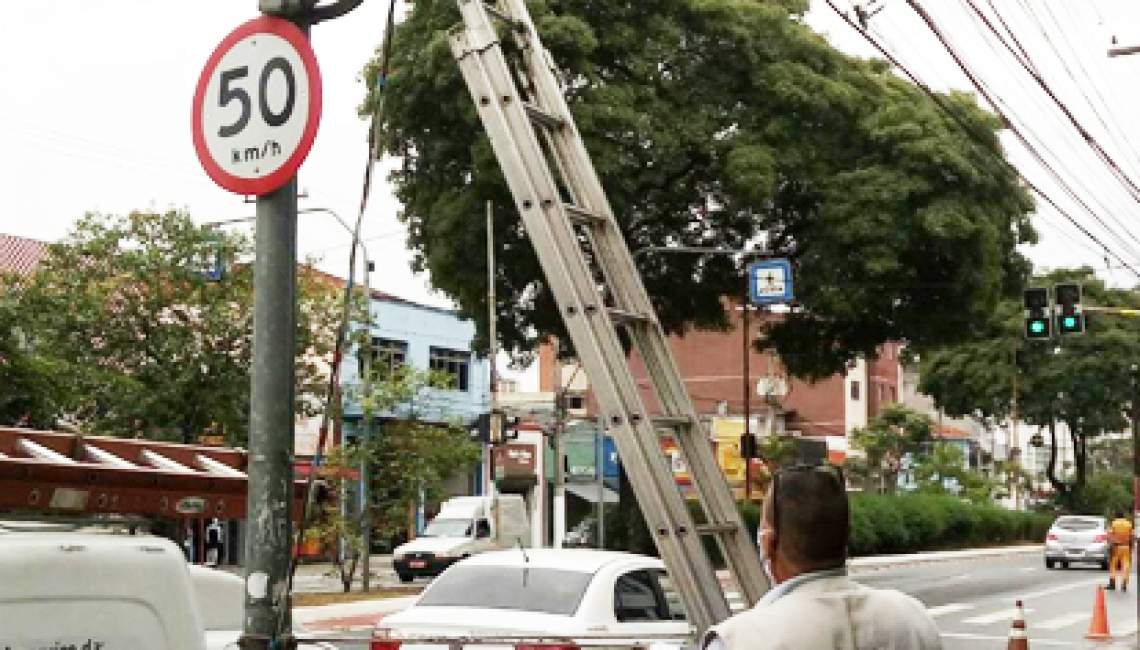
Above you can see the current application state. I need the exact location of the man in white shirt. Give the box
[702,465,942,650]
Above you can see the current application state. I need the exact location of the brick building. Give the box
[538,304,903,464]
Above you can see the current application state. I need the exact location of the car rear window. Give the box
[416,565,592,616]
[1056,517,1103,531]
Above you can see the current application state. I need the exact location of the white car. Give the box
[1044,515,1110,570]
[375,548,694,648]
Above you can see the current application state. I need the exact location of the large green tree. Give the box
[13,210,340,444]
[919,268,1140,505]
[363,0,1034,379]
[0,275,63,428]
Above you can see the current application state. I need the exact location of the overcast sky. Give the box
[4,1,1140,306]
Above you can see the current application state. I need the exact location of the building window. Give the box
[850,380,860,401]
[430,346,471,391]
[360,337,408,377]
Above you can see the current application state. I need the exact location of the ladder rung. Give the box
[652,416,693,430]
[695,524,740,536]
[607,307,649,327]
[563,203,606,226]
[524,102,565,130]
[483,3,522,30]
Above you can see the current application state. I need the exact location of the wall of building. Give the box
[539,306,901,452]
[340,292,490,424]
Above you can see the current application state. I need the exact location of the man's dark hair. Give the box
[772,467,849,571]
[1115,511,1125,520]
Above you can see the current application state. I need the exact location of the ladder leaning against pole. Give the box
[448,0,769,633]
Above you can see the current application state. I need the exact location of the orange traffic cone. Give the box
[1006,599,1029,650]
[1086,585,1111,641]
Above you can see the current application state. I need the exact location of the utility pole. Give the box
[743,287,752,502]
[240,2,360,647]
[487,201,501,542]
[245,176,298,646]
[1132,365,1139,631]
[1011,341,1021,511]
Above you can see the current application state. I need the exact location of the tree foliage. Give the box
[919,267,1140,503]
[11,210,340,444]
[315,365,480,591]
[363,0,1034,379]
[846,403,934,493]
[0,276,63,428]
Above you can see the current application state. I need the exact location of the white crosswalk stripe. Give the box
[961,607,1034,625]
[927,603,975,617]
[1035,611,1090,630]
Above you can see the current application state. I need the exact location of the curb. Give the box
[849,545,1042,572]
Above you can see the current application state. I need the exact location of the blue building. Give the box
[339,290,490,434]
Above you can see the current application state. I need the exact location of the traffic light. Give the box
[1054,283,1085,334]
[740,433,758,459]
[1023,287,1051,340]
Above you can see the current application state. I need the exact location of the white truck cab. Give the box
[392,495,530,582]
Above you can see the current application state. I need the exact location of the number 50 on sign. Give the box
[193,17,322,196]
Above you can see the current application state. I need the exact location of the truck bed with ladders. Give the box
[447,0,770,634]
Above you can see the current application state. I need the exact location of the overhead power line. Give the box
[822,0,1140,279]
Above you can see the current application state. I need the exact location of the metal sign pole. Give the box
[244,178,298,648]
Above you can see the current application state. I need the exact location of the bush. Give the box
[848,493,1047,556]
[611,493,1047,565]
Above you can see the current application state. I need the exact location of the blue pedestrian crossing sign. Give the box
[748,259,794,305]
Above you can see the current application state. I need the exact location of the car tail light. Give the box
[516,645,581,650]
[370,640,403,650]
[1047,533,1057,541]
[1095,534,1108,543]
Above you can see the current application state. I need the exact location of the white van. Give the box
[0,530,331,650]
[393,495,530,582]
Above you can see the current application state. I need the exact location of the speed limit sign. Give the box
[192,16,322,195]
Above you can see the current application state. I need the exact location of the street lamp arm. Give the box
[1108,44,1140,57]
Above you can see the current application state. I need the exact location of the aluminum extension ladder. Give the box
[449,0,769,632]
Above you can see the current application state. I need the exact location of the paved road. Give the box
[855,553,1137,649]
[311,551,1140,649]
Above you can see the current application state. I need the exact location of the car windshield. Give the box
[421,518,472,538]
[416,565,593,616]
[1055,517,1103,532]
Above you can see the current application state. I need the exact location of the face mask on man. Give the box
[757,526,777,585]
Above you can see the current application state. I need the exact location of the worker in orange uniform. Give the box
[1107,510,1134,592]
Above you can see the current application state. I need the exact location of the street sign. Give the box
[192,16,322,195]
[748,259,794,305]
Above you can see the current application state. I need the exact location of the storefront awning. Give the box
[564,483,619,504]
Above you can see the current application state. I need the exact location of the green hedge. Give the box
[675,494,1051,567]
[847,493,1052,557]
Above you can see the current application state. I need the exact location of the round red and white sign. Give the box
[192,16,322,196]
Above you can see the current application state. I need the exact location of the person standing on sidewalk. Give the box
[1107,511,1133,592]
[702,464,942,650]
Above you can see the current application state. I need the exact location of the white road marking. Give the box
[1035,611,1090,630]
[927,603,975,617]
[1018,577,1105,602]
[962,607,1034,625]
[1115,620,1139,637]
[940,632,1076,646]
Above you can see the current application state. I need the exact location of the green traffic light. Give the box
[1030,321,1045,334]
[1063,316,1077,329]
